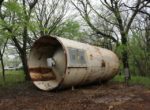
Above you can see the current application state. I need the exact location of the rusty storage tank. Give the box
[28,36,119,91]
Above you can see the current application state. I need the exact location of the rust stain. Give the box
[101,60,106,67]
[29,67,52,74]
[30,72,56,81]
[90,54,93,60]
[31,77,56,81]
[29,67,56,81]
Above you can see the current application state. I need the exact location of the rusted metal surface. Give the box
[28,36,120,91]
[29,67,56,81]
[29,67,52,74]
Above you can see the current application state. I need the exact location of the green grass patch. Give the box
[112,75,150,87]
[0,70,25,87]
[1,70,150,88]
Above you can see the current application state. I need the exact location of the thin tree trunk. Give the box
[121,35,131,85]
[20,52,30,81]
[122,49,130,79]
[0,53,5,82]
[1,57,5,82]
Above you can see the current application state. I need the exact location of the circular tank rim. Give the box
[28,35,68,91]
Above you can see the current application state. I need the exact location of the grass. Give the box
[112,74,150,88]
[0,70,25,87]
[0,70,150,88]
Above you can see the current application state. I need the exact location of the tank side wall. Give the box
[56,37,119,86]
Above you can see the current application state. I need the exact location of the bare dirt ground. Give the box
[0,82,150,110]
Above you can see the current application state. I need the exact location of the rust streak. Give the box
[101,60,106,67]
[31,77,56,81]
[30,72,56,81]
[29,67,52,74]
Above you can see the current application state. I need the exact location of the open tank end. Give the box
[28,36,66,91]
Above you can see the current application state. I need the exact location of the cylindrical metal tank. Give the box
[28,36,119,91]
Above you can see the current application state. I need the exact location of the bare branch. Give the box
[71,0,117,42]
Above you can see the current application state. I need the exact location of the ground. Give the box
[0,82,150,110]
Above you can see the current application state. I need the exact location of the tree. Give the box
[54,20,87,40]
[0,0,7,82]
[33,0,68,37]
[0,0,68,80]
[71,0,150,83]
[129,8,150,76]
[0,0,38,80]
[0,37,8,82]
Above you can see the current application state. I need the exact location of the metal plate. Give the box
[67,47,87,67]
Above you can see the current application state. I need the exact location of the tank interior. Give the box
[28,36,66,90]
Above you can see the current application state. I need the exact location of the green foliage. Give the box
[54,20,87,40]
[115,30,150,77]
[0,32,8,49]
[112,75,150,88]
[128,31,150,76]
[0,70,25,87]
[115,43,126,58]
[27,21,39,32]
[4,0,23,17]
[0,1,24,38]
[0,19,6,27]
[0,35,5,47]
[2,0,34,35]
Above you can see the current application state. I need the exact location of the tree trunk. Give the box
[121,34,131,85]
[12,33,30,81]
[122,49,130,78]
[1,57,5,82]
[20,52,30,81]
[0,53,5,82]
